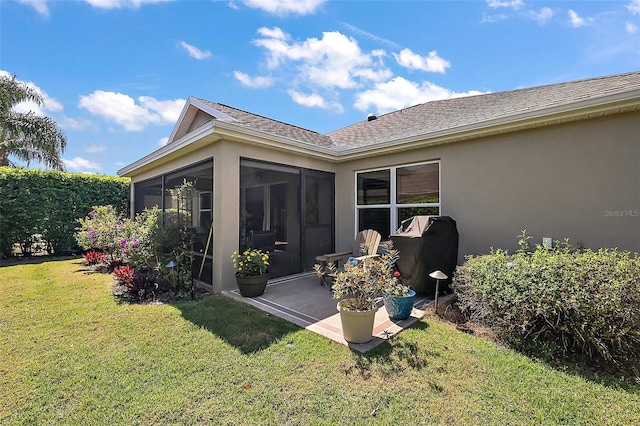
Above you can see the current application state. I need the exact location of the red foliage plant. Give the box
[84,250,106,266]
[113,264,135,288]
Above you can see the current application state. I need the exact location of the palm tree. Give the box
[0,74,67,170]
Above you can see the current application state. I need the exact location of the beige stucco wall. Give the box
[334,111,640,261]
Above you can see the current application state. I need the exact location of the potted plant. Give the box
[231,248,270,297]
[327,246,398,343]
[374,241,415,320]
[382,272,416,320]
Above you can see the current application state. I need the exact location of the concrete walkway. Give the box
[222,272,433,353]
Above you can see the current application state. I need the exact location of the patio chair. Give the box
[248,229,276,253]
[315,229,382,288]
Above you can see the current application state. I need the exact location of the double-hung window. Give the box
[356,161,440,238]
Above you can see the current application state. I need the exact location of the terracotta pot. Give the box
[337,299,379,343]
[235,273,269,297]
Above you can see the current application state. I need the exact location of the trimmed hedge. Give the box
[0,167,130,257]
[453,233,640,375]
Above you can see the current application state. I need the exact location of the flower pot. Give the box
[383,289,416,320]
[235,273,269,297]
[337,299,379,343]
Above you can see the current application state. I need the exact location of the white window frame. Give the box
[355,160,441,236]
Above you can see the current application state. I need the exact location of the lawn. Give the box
[1,258,638,425]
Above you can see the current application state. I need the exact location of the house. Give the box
[118,71,640,292]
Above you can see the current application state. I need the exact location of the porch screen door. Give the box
[301,170,335,270]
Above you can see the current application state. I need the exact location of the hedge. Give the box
[453,233,640,375]
[0,167,130,257]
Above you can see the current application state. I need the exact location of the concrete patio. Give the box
[222,272,434,352]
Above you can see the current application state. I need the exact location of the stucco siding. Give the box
[335,111,640,261]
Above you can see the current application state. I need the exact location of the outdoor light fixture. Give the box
[166,260,177,268]
[429,270,448,311]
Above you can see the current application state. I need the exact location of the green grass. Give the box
[1,258,638,425]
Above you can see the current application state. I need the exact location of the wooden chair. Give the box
[315,229,382,288]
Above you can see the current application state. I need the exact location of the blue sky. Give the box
[2,0,639,176]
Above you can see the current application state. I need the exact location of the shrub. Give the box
[75,205,132,264]
[112,264,159,302]
[76,205,195,300]
[453,232,640,375]
[125,207,194,297]
[0,167,129,257]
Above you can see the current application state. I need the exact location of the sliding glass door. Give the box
[240,159,334,277]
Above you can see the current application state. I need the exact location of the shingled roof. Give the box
[195,98,333,148]
[326,71,640,149]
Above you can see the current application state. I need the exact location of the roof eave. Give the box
[333,88,640,160]
[213,121,336,159]
[118,120,336,177]
[118,121,216,177]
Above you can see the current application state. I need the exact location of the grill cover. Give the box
[390,216,459,296]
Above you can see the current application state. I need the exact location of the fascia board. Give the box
[118,122,216,176]
[212,121,337,160]
[166,97,237,145]
[334,89,640,160]
[166,96,196,145]
[188,98,237,122]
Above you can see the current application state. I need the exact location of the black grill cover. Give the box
[390,216,459,296]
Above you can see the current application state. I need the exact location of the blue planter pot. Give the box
[383,289,416,320]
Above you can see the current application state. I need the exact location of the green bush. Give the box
[453,232,640,375]
[0,167,129,257]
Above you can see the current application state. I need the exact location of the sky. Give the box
[2,0,639,176]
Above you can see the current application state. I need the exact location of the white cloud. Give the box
[354,76,487,114]
[481,13,508,24]
[63,156,102,172]
[257,26,290,40]
[533,7,554,24]
[84,0,173,9]
[627,0,640,15]
[78,90,184,131]
[234,71,274,88]
[626,21,639,33]
[158,137,169,147]
[179,41,211,60]
[18,0,50,17]
[241,0,325,16]
[393,48,451,74]
[252,27,390,89]
[486,0,523,10]
[59,116,93,131]
[568,10,591,27]
[138,96,184,123]
[287,90,327,108]
[84,144,107,153]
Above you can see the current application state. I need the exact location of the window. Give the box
[356,161,440,238]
